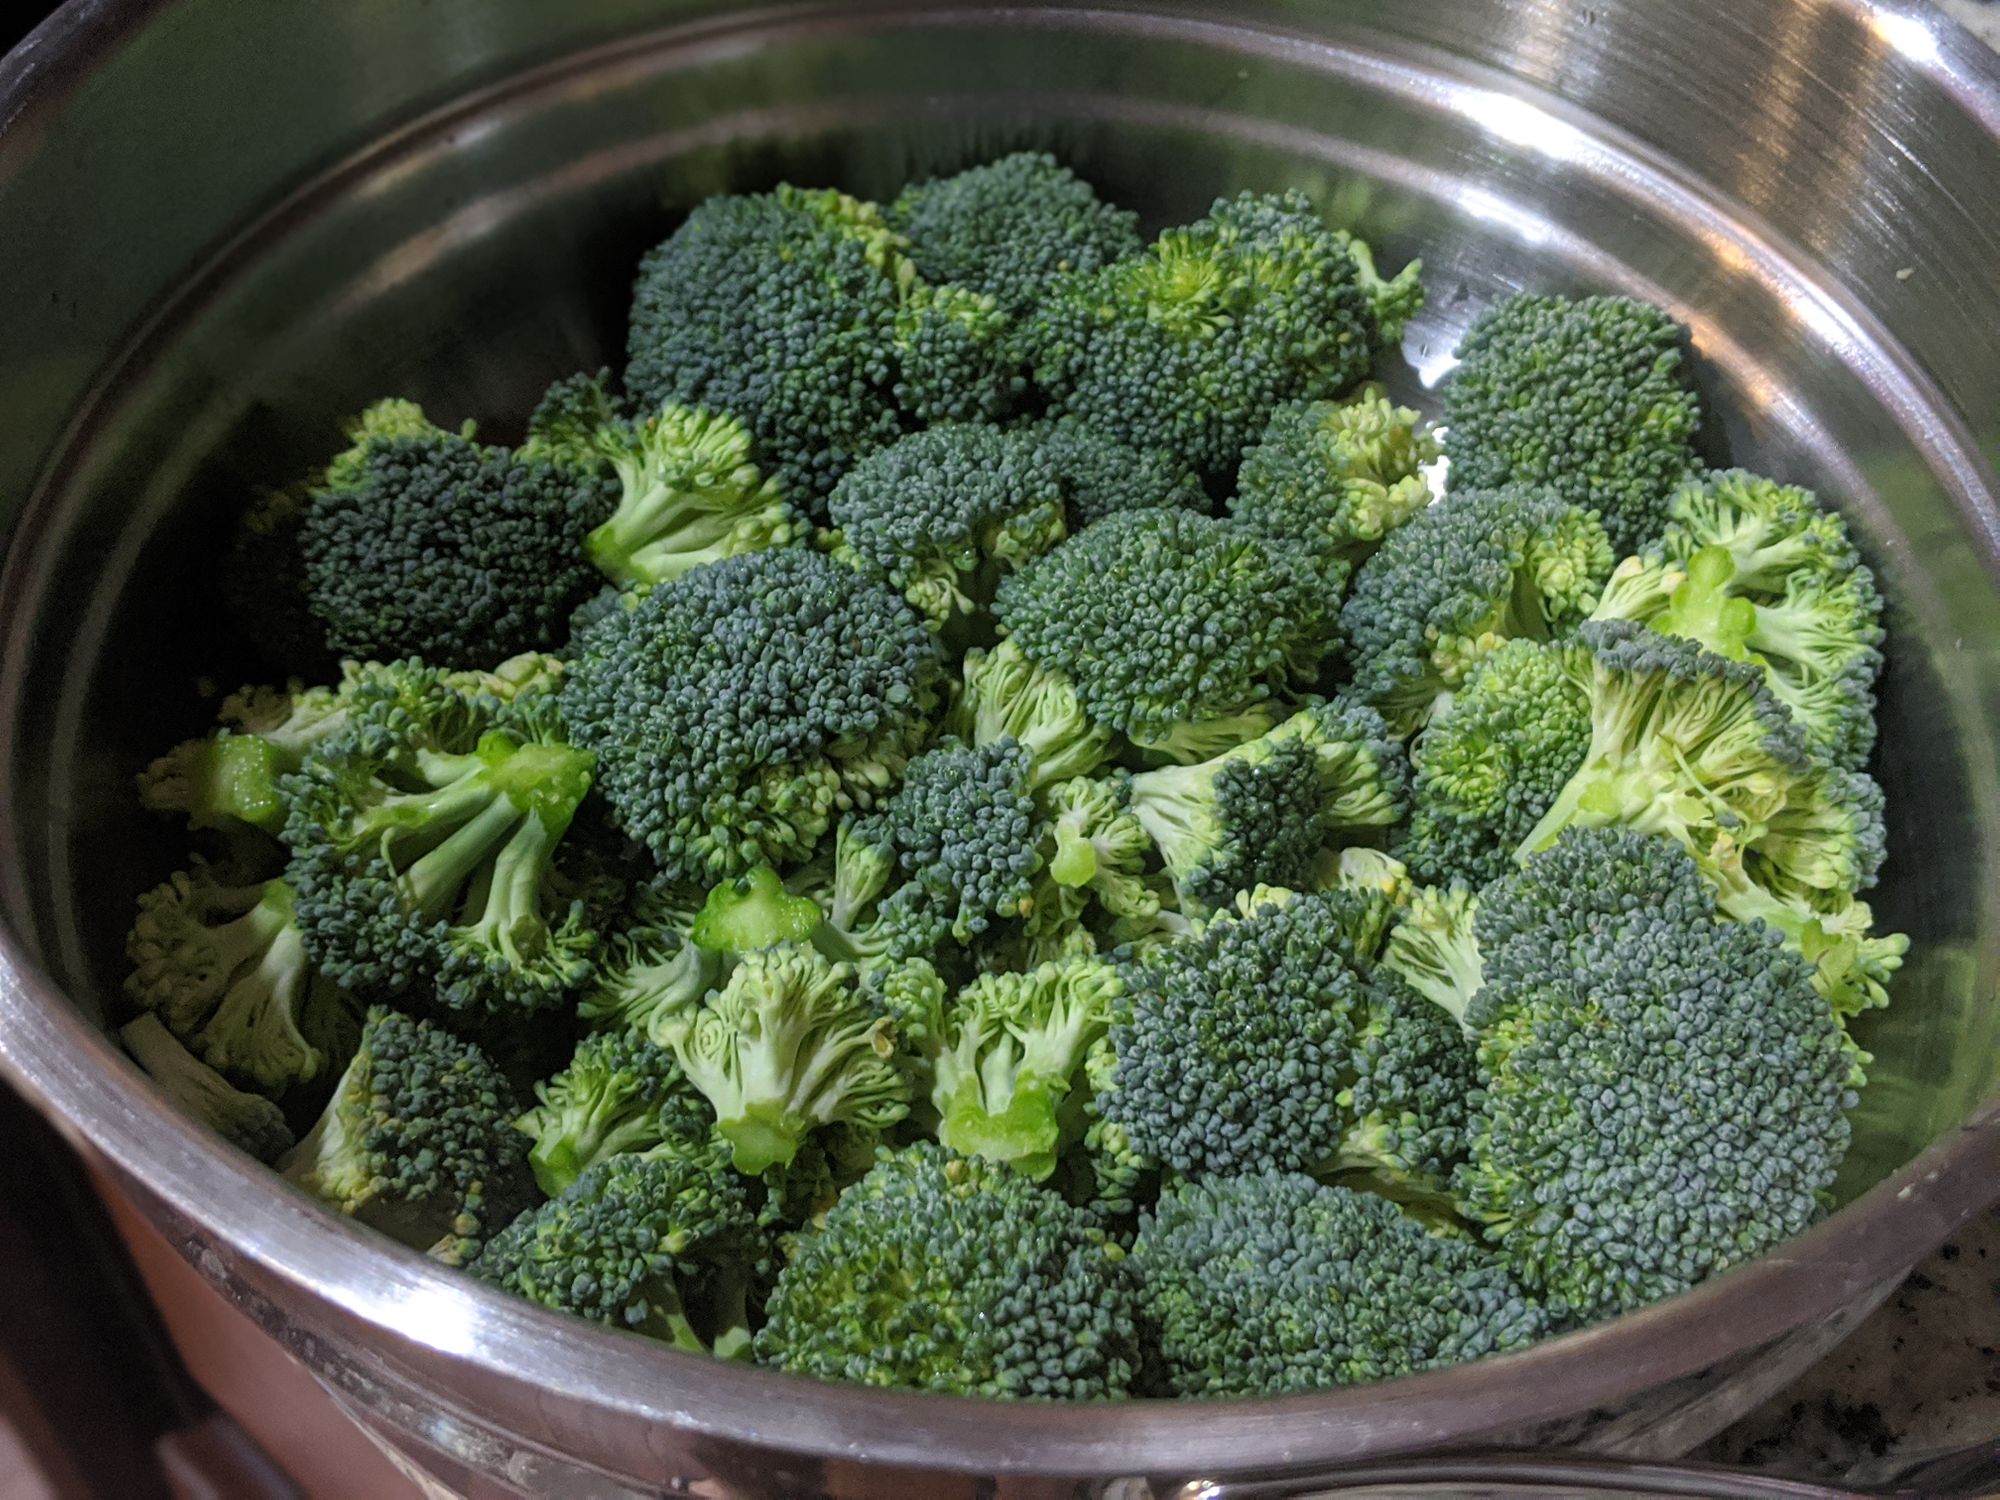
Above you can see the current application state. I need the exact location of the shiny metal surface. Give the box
[0,1,1997,1496]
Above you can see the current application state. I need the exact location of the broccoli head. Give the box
[1132,1173,1547,1397]
[120,1013,296,1163]
[560,546,943,881]
[279,1006,534,1265]
[887,152,1142,315]
[1459,828,1853,1323]
[514,1027,715,1197]
[1443,292,1702,555]
[574,877,719,1038]
[876,737,1046,944]
[1038,773,1161,930]
[947,639,1116,790]
[995,508,1336,759]
[1380,882,1485,1027]
[754,1142,1137,1398]
[1025,416,1210,526]
[1342,485,1613,733]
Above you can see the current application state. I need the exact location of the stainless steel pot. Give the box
[0,2,1996,1496]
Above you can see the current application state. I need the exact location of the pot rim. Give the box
[0,0,1997,1481]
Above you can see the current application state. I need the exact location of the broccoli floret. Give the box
[473,1141,761,1356]
[1023,191,1418,474]
[1342,485,1613,733]
[282,681,600,1018]
[575,878,719,1038]
[298,413,613,666]
[947,639,1115,789]
[660,944,910,1174]
[560,400,802,589]
[754,1142,1137,1398]
[625,186,1013,508]
[1381,883,1485,1026]
[1592,470,1884,769]
[124,868,359,1094]
[887,152,1142,315]
[1039,774,1161,929]
[1025,416,1210,526]
[1099,890,1371,1176]
[560,547,942,882]
[1328,969,1478,1200]
[875,738,1045,944]
[1459,828,1853,1323]
[688,862,825,956]
[1229,385,1440,577]
[1397,639,1591,887]
[120,1013,296,1163]
[514,1027,714,1196]
[826,424,1067,626]
[995,508,1337,759]
[1126,697,1408,911]
[1132,1173,1546,1397]
[1443,293,1702,556]
[918,957,1124,1179]
[279,1006,534,1265]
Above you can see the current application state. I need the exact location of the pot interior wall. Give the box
[3,4,1995,1215]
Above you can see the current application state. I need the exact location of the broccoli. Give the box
[1342,485,1613,733]
[825,424,1067,626]
[1132,1173,1546,1397]
[574,878,719,1038]
[221,484,328,675]
[917,957,1124,1179]
[279,1006,534,1265]
[282,679,600,1018]
[124,868,359,1094]
[1380,883,1485,1026]
[1023,190,1419,474]
[660,943,910,1175]
[1025,416,1210,526]
[1125,696,1408,910]
[560,546,942,881]
[1229,385,1440,578]
[297,405,613,667]
[688,862,825,956]
[1397,638,1591,887]
[1327,969,1478,1202]
[1443,292,1702,556]
[1459,828,1853,1323]
[473,1140,761,1356]
[119,1014,296,1163]
[995,508,1337,760]
[514,1027,715,1197]
[1038,774,1161,929]
[1591,470,1884,769]
[947,639,1115,789]
[887,152,1142,315]
[625,185,1013,507]
[874,738,1046,944]
[754,1142,1137,1398]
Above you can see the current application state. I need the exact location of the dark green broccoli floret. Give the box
[1443,292,1702,555]
[916,957,1124,1179]
[279,1007,534,1265]
[1592,470,1884,769]
[124,867,359,1095]
[473,1140,761,1356]
[995,508,1337,760]
[514,1027,714,1197]
[1025,416,1210,526]
[659,943,910,1175]
[876,738,1046,944]
[1126,697,1408,910]
[1132,1173,1546,1397]
[625,186,1012,508]
[282,677,600,1018]
[297,406,613,667]
[1328,969,1478,1201]
[1023,191,1419,474]
[1229,384,1440,578]
[1343,485,1612,734]
[120,1014,296,1163]
[754,1142,1137,1398]
[826,424,1067,626]
[1458,828,1853,1323]
[887,152,1142,315]
[560,546,943,882]
[575,878,719,1038]
[1397,639,1591,888]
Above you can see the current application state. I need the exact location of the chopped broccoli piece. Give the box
[560,546,942,881]
[875,738,1046,944]
[120,1013,296,1162]
[947,639,1116,789]
[280,1007,534,1265]
[1342,485,1613,733]
[514,1027,714,1196]
[1443,292,1702,555]
[1381,883,1485,1027]
[1025,416,1210,526]
[575,878,719,1039]
[1038,773,1161,929]
[887,152,1142,315]
[688,863,825,956]
[1133,1173,1547,1396]
[754,1142,1137,1398]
